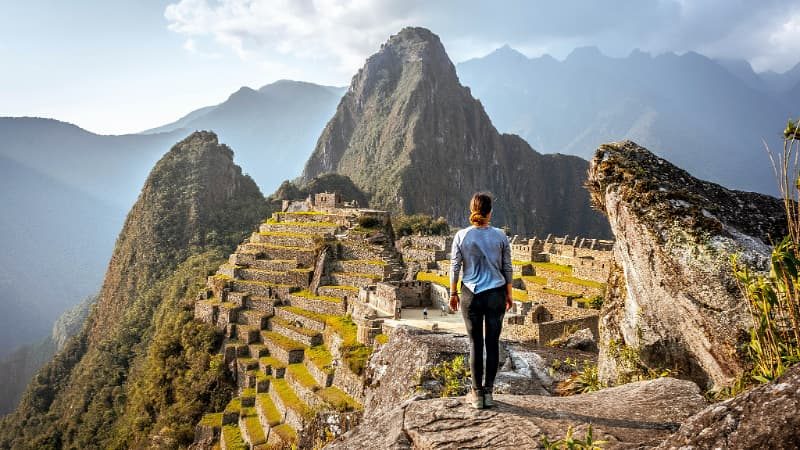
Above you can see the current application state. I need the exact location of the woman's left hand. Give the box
[505,293,513,311]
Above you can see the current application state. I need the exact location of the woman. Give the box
[449,192,513,409]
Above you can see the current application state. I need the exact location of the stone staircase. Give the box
[193,209,402,449]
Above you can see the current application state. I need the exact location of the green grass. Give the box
[318,386,363,412]
[558,275,605,289]
[271,317,323,338]
[344,345,372,375]
[221,425,247,450]
[292,289,343,303]
[249,242,316,251]
[306,345,334,373]
[512,288,529,302]
[271,378,314,419]
[273,423,297,443]
[276,210,327,216]
[242,413,266,445]
[256,393,282,426]
[521,275,548,285]
[374,333,389,345]
[415,271,450,288]
[261,330,306,351]
[512,260,533,266]
[540,286,582,298]
[241,387,256,398]
[533,261,573,275]
[224,397,242,415]
[287,363,319,389]
[259,230,316,238]
[319,284,359,292]
[199,413,222,427]
[259,356,286,371]
[233,279,293,289]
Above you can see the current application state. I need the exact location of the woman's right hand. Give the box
[449,294,459,312]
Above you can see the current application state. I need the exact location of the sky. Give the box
[2,0,799,135]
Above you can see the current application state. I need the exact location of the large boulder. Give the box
[326,377,707,449]
[586,140,785,389]
[658,364,800,449]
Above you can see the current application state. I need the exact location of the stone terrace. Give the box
[193,203,404,449]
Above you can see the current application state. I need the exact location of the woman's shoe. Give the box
[467,388,484,409]
[483,391,494,407]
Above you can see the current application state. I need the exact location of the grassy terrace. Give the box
[416,271,451,288]
[512,288,529,302]
[306,345,334,373]
[259,356,286,371]
[539,286,582,298]
[287,363,318,389]
[199,412,223,427]
[242,412,266,445]
[271,317,322,338]
[248,242,315,251]
[293,289,343,303]
[520,275,548,285]
[558,275,605,289]
[273,423,298,443]
[533,261,573,275]
[318,386,362,412]
[344,259,387,266]
[265,217,339,226]
[374,333,389,345]
[511,260,533,266]
[224,398,242,415]
[262,331,306,351]
[222,424,247,450]
[271,378,315,419]
[333,271,382,281]
[320,284,359,292]
[256,393,282,426]
[258,230,317,238]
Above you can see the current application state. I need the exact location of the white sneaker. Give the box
[467,388,484,409]
[483,391,494,407]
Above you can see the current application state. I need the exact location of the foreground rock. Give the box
[587,140,785,389]
[364,327,566,419]
[326,377,706,449]
[658,365,800,449]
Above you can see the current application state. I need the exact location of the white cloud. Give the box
[163,0,800,80]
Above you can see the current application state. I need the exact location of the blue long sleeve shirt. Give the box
[450,225,513,294]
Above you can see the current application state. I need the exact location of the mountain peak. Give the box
[566,45,604,62]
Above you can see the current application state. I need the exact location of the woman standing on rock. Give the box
[449,192,513,409]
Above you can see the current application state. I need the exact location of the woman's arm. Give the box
[502,234,513,311]
[449,234,462,311]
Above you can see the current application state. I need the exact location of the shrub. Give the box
[393,213,449,237]
[425,355,471,397]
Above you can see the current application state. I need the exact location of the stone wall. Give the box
[429,284,452,314]
[359,286,399,318]
[400,247,446,262]
[333,365,366,404]
[396,235,452,251]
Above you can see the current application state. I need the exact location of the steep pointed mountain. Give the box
[302,27,609,237]
[457,47,795,196]
[142,79,345,193]
[0,131,268,449]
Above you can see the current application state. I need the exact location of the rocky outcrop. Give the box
[587,140,786,389]
[658,364,800,449]
[302,27,609,237]
[327,377,707,449]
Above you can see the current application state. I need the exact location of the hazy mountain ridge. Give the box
[302,27,610,237]
[456,46,797,195]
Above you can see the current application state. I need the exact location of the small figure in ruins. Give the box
[423,307,428,319]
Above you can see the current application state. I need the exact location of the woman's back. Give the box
[450,225,513,295]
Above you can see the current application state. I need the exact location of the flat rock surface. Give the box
[327,377,706,449]
[658,365,800,449]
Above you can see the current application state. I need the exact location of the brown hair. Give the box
[469,192,492,226]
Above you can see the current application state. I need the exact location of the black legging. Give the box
[460,284,506,390]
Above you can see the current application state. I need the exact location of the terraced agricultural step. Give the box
[245,295,278,314]
[223,340,250,364]
[287,291,346,316]
[329,271,382,287]
[255,392,282,429]
[259,356,287,378]
[236,358,259,388]
[268,377,315,431]
[235,324,261,344]
[239,242,318,266]
[334,259,389,278]
[260,220,339,236]
[304,345,335,387]
[239,406,267,448]
[221,424,247,450]
[250,231,321,248]
[268,423,297,448]
[196,413,223,444]
[248,344,269,359]
[229,279,295,300]
[317,285,360,301]
[316,385,363,413]
[274,306,326,332]
[238,267,312,287]
[248,258,300,272]
[268,317,323,347]
[261,330,306,365]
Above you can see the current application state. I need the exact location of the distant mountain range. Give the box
[456,46,798,195]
